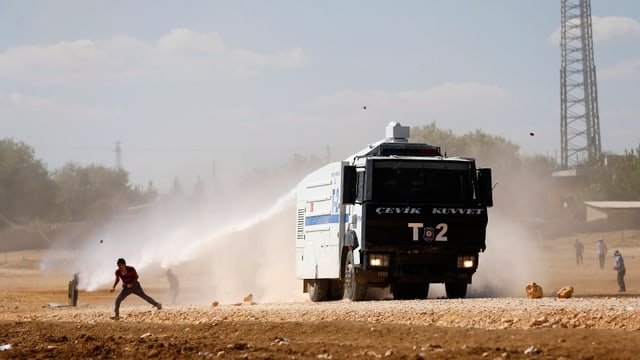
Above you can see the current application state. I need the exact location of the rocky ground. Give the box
[2,296,640,359]
[2,228,640,359]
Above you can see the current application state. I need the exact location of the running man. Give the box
[110,258,162,320]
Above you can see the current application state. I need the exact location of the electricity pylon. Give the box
[560,0,601,169]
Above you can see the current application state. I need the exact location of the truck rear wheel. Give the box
[445,282,468,299]
[307,279,329,302]
[345,250,367,301]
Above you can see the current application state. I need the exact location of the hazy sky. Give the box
[1,1,639,191]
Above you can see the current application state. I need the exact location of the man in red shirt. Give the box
[110,258,162,320]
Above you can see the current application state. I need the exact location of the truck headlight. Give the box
[369,254,389,267]
[457,256,475,269]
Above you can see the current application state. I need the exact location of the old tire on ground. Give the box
[307,279,329,302]
[445,282,468,299]
[345,250,367,301]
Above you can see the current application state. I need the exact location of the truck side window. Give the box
[356,171,365,203]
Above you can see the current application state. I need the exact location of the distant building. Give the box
[585,202,640,228]
[550,168,591,220]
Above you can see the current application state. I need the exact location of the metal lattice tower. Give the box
[560,0,601,169]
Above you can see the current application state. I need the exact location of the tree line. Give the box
[411,122,640,218]
[2,123,639,228]
[0,138,156,229]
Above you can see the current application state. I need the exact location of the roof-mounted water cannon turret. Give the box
[385,122,410,143]
[352,121,441,158]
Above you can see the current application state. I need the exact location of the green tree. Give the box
[411,122,464,155]
[0,138,56,227]
[411,122,556,218]
[169,177,185,198]
[142,181,159,201]
[588,145,640,201]
[411,122,520,166]
[51,163,153,222]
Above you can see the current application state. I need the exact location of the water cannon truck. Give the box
[295,122,493,301]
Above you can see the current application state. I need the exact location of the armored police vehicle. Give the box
[295,122,493,301]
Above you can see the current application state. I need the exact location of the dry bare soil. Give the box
[2,229,640,359]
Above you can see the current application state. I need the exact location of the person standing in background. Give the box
[166,268,180,305]
[613,250,626,292]
[573,239,584,266]
[596,238,608,269]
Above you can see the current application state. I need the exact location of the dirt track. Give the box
[3,295,640,359]
[2,229,640,359]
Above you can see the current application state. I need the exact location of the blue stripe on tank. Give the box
[305,214,350,226]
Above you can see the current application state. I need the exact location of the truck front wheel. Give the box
[344,250,367,301]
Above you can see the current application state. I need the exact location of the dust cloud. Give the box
[175,189,302,304]
[467,150,555,298]
[40,172,304,305]
[40,178,550,303]
[470,212,549,297]
[38,144,554,303]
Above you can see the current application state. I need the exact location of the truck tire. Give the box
[307,279,329,302]
[345,250,367,301]
[445,282,468,299]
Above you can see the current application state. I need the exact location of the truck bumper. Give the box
[360,249,478,285]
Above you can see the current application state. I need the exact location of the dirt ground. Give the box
[2,229,640,359]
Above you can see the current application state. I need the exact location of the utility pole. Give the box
[115,141,123,170]
[560,0,601,169]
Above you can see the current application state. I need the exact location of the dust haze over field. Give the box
[39,174,303,304]
[466,149,552,298]
[38,141,550,303]
[471,213,547,297]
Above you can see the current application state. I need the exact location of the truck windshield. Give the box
[371,160,475,205]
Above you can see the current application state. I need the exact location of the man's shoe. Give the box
[109,314,120,320]
[156,303,162,310]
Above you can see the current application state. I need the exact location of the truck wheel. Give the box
[445,282,467,299]
[307,279,329,302]
[327,279,345,301]
[345,250,367,301]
